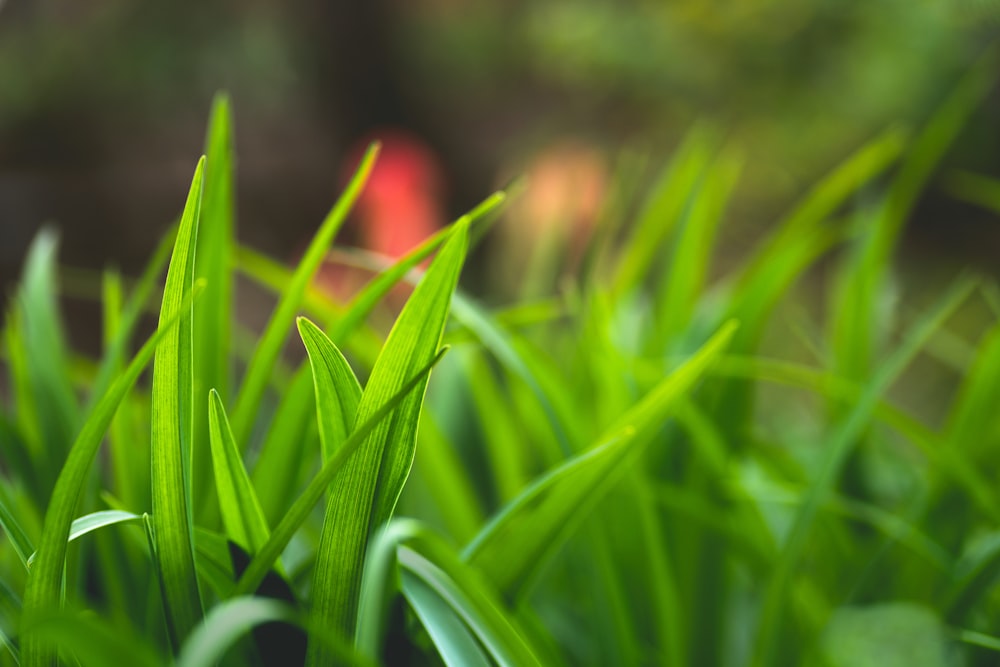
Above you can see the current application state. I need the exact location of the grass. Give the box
[2,52,1000,665]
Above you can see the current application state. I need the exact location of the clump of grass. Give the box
[2,50,1000,667]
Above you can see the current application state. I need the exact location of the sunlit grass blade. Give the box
[306,221,470,663]
[298,318,362,462]
[149,156,206,649]
[20,282,201,667]
[230,143,378,447]
[404,573,492,667]
[751,277,976,667]
[25,511,140,568]
[464,320,737,601]
[192,93,236,517]
[231,348,449,598]
[207,391,270,555]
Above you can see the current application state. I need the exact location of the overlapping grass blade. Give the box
[230,348,449,598]
[149,156,206,648]
[230,144,378,446]
[298,318,362,462]
[751,277,976,667]
[359,519,544,666]
[305,221,470,663]
[25,511,140,568]
[0,495,33,570]
[207,391,270,554]
[464,320,737,601]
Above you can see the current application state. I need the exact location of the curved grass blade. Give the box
[25,510,140,568]
[751,277,976,667]
[230,347,449,598]
[208,390,270,555]
[464,320,738,602]
[0,494,34,570]
[298,318,362,462]
[176,596,369,667]
[306,221,470,664]
[150,156,206,649]
[230,143,378,446]
[20,283,200,667]
[359,519,544,667]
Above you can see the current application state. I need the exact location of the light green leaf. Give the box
[230,347,449,598]
[20,282,200,667]
[208,390,270,555]
[297,318,362,462]
[149,156,206,648]
[26,510,140,568]
[306,221,470,663]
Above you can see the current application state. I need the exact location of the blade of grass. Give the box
[230,347,449,598]
[20,283,201,667]
[207,390,270,555]
[149,156,206,649]
[306,221,470,663]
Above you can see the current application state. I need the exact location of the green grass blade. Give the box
[298,318,362,462]
[399,534,545,667]
[751,277,976,667]
[464,320,738,601]
[306,221,469,663]
[404,572,493,667]
[192,93,236,517]
[149,156,206,649]
[230,144,378,446]
[360,519,544,667]
[207,390,270,555]
[230,348,449,598]
[25,510,141,568]
[20,284,200,667]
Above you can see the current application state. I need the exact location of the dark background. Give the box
[1,0,999,315]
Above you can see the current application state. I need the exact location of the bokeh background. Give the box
[2,0,999,328]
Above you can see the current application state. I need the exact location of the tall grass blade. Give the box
[231,348,449,598]
[305,221,469,663]
[149,156,206,649]
[20,284,199,667]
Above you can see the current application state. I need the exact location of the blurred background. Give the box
[1,0,999,327]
